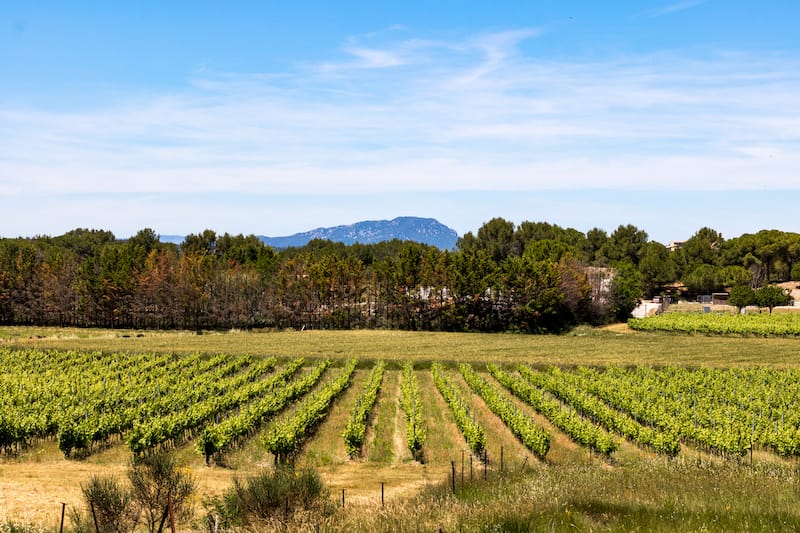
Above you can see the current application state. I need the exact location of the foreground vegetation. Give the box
[322,459,800,532]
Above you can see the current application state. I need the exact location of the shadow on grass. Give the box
[562,499,800,532]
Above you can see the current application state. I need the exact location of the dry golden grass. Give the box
[300,367,370,467]
[414,367,464,465]
[0,440,244,531]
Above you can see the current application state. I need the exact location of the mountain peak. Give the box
[261,216,458,249]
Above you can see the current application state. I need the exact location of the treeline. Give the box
[0,220,798,332]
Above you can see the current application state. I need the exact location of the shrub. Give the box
[71,475,139,533]
[128,453,196,533]
[206,466,330,528]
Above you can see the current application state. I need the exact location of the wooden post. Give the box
[342,488,345,508]
[451,460,456,493]
[381,482,385,507]
[90,501,100,533]
[167,493,176,533]
[60,502,66,533]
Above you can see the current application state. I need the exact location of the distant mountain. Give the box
[261,217,458,250]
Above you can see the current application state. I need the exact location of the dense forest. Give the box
[0,219,798,332]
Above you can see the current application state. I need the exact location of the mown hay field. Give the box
[5,324,800,367]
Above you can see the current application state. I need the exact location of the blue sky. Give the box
[2,1,799,244]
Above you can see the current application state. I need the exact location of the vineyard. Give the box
[6,343,800,530]
[5,348,800,464]
[629,311,800,336]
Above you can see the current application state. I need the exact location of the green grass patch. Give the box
[365,370,399,464]
[326,459,800,532]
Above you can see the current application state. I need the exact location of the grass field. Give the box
[3,326,800,532]
[5,323,800,367]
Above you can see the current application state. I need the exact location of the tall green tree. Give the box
[181,229,217,255]
[682,264,721,295]
[638,241,677,297]
[448,249,498,331]
[458,217,518,262]
[504,254,566,332]
[609,262,644,321]
[583,227,608,264]
[514,221,585,254]
[599,225,648,266]
[681,227,723,268]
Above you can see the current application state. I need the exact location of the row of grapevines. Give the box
[263,359,357,463]
[487,364,617,456]
[13,351,244,455]
[460,364,549,459]
[127,357,300,455]
[602,365,800,457]
[343,361,386,457]
[400,362,425,459]
[520,366,681,456]
[431,362,485,455]
[570,366,749,457]
[1,349,219,449]
[197,359,332,462]
[59,354,264,456]
[629,312,800,336]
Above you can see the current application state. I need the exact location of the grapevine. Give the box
[192,358,314,461]
[400,362,425,460]
[629,312,800,336]
[343,360,386,457]
[519,365,680,456]
[431,362,485,455]
[488,364,617,456]
[263,359,357,464]
[460,363,549,459]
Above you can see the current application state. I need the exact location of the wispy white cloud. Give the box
[2,27,800,209]
[342,45,406,68]
[637,0,710,18]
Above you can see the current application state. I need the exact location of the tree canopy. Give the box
[1,220,797,332]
